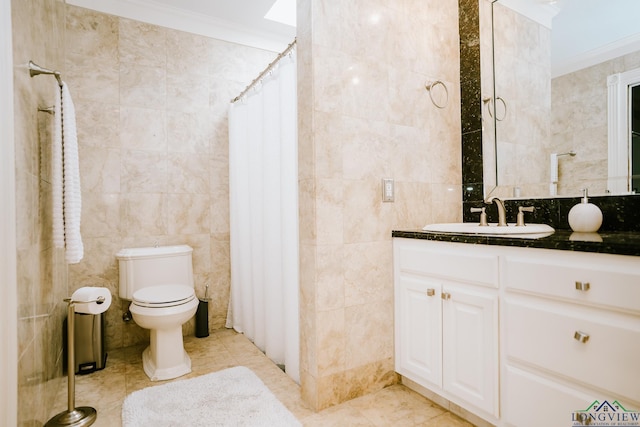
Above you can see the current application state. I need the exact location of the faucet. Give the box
[486,196,508,226]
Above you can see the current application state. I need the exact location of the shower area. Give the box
[227,41,300,384]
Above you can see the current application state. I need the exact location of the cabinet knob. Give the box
[575,281,590,291]
[426,289,435,297]
[441,292,451,300]
[574,331,590,343]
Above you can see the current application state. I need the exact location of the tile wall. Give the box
[297,0,463,410]
[490,2,552,198]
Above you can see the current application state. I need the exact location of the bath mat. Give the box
[122,366,301,427]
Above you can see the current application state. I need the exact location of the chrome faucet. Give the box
[486,196,508,226]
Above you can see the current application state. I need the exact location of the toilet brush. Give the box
[45,297,103,427]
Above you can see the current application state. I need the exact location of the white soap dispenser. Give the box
[568,188,603,233]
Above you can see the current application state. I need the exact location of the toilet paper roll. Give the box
[71,286,112,314]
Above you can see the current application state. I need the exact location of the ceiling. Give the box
[67,0,296,52]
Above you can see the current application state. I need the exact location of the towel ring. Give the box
[483,96,507,121]
[425,80,448,109]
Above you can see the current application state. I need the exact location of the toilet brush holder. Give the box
[195,284,210,338]
[195,299,209,338]
[45,297,104,427]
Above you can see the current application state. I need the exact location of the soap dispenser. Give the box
[568,188,603,232]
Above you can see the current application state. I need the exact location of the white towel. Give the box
[549,153,558,183]
[52,82,83,264]
[549,153,558,196]
[52,83,64,248]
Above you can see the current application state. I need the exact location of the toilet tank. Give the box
[116,245,194,300]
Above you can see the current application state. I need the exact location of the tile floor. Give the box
[49,328,473,426]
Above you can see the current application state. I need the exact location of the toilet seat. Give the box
[132,284,195,308]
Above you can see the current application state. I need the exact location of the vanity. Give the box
[392,230,640,426]
[417,0,640,423]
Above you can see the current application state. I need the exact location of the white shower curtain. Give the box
[227,49,299,384]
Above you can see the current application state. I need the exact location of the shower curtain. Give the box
[227,49,299,383]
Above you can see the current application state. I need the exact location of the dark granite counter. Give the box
[392,229,640,257]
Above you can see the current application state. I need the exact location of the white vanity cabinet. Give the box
[394,238,500,422]
[501,247,640,427]
[393,237,640,427]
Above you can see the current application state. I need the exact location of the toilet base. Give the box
[142,345,192,381]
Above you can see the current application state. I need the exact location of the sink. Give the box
[422,222,555,238]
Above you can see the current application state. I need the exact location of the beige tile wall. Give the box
[491,2,552,198]
[63,5,278,350]
[297,0,463,410]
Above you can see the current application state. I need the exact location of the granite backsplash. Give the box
[462,195,640,232]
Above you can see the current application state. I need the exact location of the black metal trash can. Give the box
[69,312,107,374]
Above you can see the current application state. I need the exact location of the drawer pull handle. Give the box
[574,331,590,343]
[426,289,435,297]
[441,292,451,300]
[575,281,590,291]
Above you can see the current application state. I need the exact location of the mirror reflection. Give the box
[484,0,640,199]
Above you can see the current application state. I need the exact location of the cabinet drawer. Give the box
[503,365,599,427]
[502,249,640,313]
[505,296,640,402]
[394,239,499,288]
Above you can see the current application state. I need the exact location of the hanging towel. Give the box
[52,83,64,248]
[549,153,558,197]
[52,81,83,264]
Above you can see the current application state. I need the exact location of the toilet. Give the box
[116,244,199,381]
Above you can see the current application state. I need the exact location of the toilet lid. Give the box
[132,284,195,308]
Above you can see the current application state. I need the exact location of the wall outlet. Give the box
[382,178,394,202]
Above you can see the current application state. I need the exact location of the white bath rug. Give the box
[121,366,301,427]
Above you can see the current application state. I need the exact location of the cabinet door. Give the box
[442,283,499,417]
[395,274,442,388]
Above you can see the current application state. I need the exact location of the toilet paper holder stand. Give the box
[45,296,105,427]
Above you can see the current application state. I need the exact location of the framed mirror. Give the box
[484,0,640,199]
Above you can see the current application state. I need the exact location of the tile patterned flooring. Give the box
[50,328,473,426]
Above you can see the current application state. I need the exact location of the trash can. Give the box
[68,312,107,374]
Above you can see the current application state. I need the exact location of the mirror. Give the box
[484,0,640,199]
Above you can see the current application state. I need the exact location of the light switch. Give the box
[382,178,394,202]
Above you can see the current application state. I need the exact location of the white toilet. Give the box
[116,244,199,381]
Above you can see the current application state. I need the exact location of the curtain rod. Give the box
[231,38,296,103]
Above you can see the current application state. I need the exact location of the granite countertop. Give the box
[392,228,640,257]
